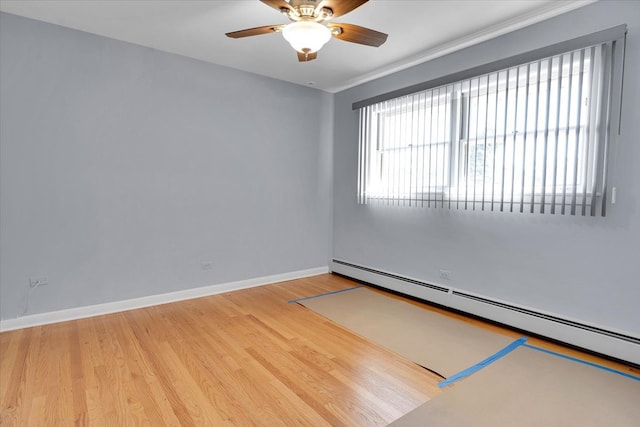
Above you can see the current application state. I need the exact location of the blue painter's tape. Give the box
[438,337,529,388]
[522,344,640,382]
[287,285,364,304]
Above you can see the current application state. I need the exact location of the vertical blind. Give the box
[357,27,626,216]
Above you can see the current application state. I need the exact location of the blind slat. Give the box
[570,49,585,215]
[530,60,542,212]
[600,40,618,217]
[509,66,521,212]
[550,54,565,214]
[583,46,597,216]
[561,52,575,215]
[500,70,510,212]
[519,64,532,213]
[539,58,554,213]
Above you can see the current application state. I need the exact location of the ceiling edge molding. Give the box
[326,0,596,93]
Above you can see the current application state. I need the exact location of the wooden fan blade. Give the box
[328,23,387,47]
[320,0,368,18]
[225,25,284,38]
[260,0,295,13]
[297,51,318,62]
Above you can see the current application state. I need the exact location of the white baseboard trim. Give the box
[0,266,329,332]
[331,259,640,365]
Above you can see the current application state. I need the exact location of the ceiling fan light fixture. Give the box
[282,21,331,54]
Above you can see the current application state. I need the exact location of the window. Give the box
[357,28,625,216]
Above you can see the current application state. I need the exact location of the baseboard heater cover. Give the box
[451,291,640,344]
[332,259,450,294]
[331,259,640,365]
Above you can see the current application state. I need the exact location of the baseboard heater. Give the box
[331,259,640,366]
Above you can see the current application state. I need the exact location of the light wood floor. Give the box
[1,273,638,426]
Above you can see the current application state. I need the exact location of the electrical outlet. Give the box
[439,270,451,280]
[29,276,48,288]
[200,261,214,270]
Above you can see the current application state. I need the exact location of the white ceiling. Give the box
[0,0,593,92]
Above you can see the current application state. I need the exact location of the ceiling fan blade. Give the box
[320,0,369,18]
[225,25,284,39]
[297,51,318,62]
[260,0,295,14]
[328,23,387,47]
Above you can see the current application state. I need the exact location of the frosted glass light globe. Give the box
[282,21,331,53]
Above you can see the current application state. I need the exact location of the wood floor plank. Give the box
[13,327,42,426]
[124,310,197,427]
[25,395,45,427]
[43,324,75,425]
[158,341,230,426]
[0,330,22,409]
[0,273,637,426]
[245,346,348,426]
[67,321,88,424]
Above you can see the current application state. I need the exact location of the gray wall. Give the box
[333,1,640,337]
[0,13,332,320]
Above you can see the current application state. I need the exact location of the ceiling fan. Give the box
[225,0,388,62]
